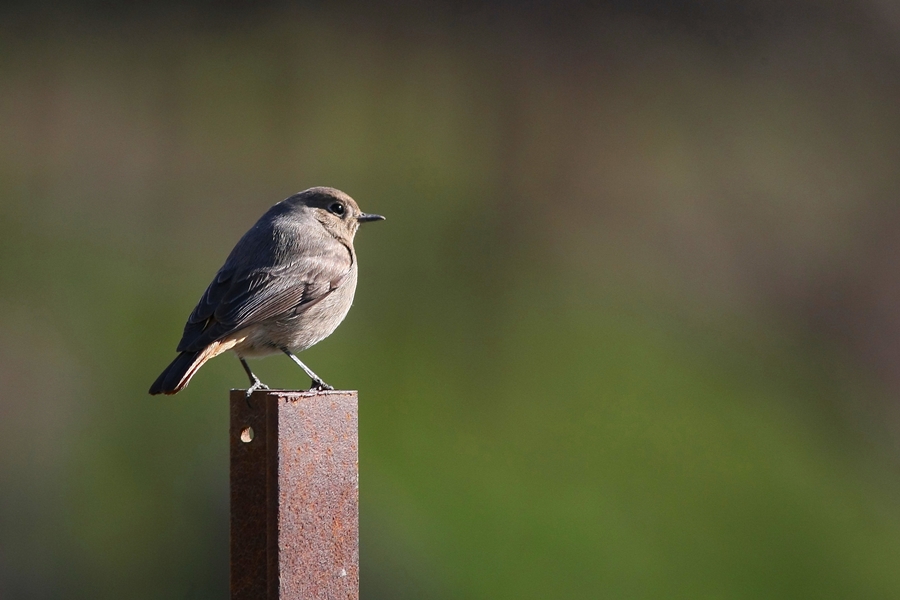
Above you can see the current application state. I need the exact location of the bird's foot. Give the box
[309,379,334,392]
[245,379,270,405]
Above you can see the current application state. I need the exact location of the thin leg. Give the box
[280,347,334,391]
[239,357,269,400]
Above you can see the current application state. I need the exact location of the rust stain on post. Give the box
[231,390,359,600]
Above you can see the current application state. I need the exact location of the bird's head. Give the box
[289,187,385,242]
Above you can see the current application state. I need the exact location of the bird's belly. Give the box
[281,282,356,349]
[233,270,357,357]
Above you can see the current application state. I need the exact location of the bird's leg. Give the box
[239,357,269,402]
[280,347,334,391]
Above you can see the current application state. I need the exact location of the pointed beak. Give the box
[357,213,386,223]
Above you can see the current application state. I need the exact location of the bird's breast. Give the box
[237,265,358,357]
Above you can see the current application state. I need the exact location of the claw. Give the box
[245,381,269,407]
[246,379,269,397]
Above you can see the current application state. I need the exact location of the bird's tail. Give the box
[149,350,208,395]
[149,338,243,395]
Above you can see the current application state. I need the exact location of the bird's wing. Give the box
[176,244,353,353]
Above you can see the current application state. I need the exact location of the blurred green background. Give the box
[3,1,900,598]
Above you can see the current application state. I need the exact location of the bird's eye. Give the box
[328,202,345,216]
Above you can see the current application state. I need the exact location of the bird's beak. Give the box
[357,213,386,223]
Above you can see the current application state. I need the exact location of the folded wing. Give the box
[176,242,352,353]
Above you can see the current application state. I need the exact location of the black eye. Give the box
[328,202,345,216]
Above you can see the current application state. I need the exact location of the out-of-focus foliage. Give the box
[2,2,900,598]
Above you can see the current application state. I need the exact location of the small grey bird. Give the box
[149,187,384,395]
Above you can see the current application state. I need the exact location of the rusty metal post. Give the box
[230,389,359,600]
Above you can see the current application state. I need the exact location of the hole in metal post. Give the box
[240,427,254,443]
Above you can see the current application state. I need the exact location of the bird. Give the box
[149,187,384,396]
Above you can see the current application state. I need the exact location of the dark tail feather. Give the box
[149,351,203,395]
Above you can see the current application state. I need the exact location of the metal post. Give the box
[230,390,359,600]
